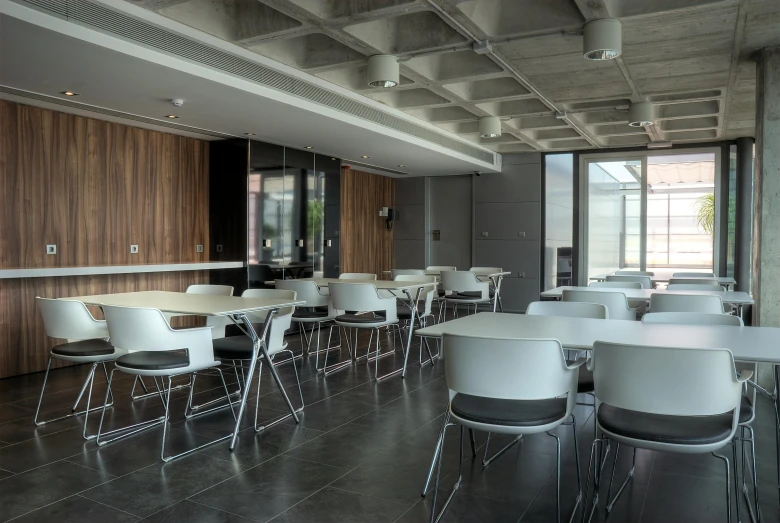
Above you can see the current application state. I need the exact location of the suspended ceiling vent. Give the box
[15,0,496,166]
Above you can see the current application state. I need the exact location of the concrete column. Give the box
[734,137,753,296]
[752,47,780,386]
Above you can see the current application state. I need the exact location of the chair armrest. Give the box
[567,357,588,370]
[736,370,753,383]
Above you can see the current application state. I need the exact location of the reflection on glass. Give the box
[248,142,285,266]
[544,154,573,290]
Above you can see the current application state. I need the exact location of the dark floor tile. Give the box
[650,449,731,480]
[270,486,410,523]
[142,500,255,523]
[12,494,139,523]
[0,403,34,425]
[0,427,93,473]
[0,411,84,444]
[80,454,243,518]
[0,460,116,521]
[280,395,377,432]
[191,455,348,522]
[398,490,531,523]
[0,467,15,480]
[640,471,731,523]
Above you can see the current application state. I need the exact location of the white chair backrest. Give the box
[185,284,234,296]
[444,334,578,415]
[274,280,329,308]
[666,283,724,292]
[394,275,436,317]
[426,266,456,272]
[606,274,652,288]
[527,301,608,319]
[592,341,741,417]
[440,270,488,298]
[562,289,635,321]
[673,272,716,278]
[391,269,425,278]
[329,283,397,323]
[241,288,296,354]
[642,312,743,326]
[668,277,719,286]
[102,305,214,368]
[615,270,654,276]
[339,273,377,280]
[36,297,109,340]
[649,293,724,314]
[469,267,501,276]
[590,281,642,289]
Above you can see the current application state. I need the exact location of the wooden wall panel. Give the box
[340,169,395,276]
[0,100,211,377]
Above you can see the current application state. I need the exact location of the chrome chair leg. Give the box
[469,428,477,456]
[97,369,166,446]
[733,438,743,523]
[742,425,761,523]
[547,430,563,523]
[605,445,636,513]
[712,451,732,523]
[581,437,609,523]
[422,413,448,497]
[430,414,462,523]
[254,350,305,432]
[482,432,522,467]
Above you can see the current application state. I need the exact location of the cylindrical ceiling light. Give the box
[367,55,399,88]
[583,19,622,60]
[479,116,501,138]
[628,102,655,127]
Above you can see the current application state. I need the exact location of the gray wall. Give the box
[394,177,426,269]
[474,153,542,312]
[429,175,473,269]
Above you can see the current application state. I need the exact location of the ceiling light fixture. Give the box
[367,55,399,88]
[165,114,180,119]
[61,90,79,96]
[628,102,654,127]
[362,155,370,159]
[331,157,337,160]
[304,146,313,149]
[583,19,622,60]
[399,164,406,168]
[479,116,502,138]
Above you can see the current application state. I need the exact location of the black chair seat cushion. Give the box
[293,309,329,319]
[335,313,384,324]
[212,336,254,360]
[597,403,734,445]
[577,367,594,394]
[740,395,753,424]
[116,351,190,371]
[51,339,114,357]
[451,289,496,299]
[224,322,263,338]
[376,304,424,320]
[446,293,488,301]
[451,393,567,427]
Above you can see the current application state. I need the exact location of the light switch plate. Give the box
[518,231,526,238]
[46,244,56,255]
[296,239,304,247]
[481,231,489,237]
[518,271,525,278]
[196,245,203,253]
[216,244,223,252]
[130,245,139,254]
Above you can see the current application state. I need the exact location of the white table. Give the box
[541,286,754,316]
[590,273,737,289]
[382,271,511,312]
[69,290,305,450]
[296,279,439,380]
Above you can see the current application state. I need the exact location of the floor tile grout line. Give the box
[75,494,143,520]
[637,450,655,522]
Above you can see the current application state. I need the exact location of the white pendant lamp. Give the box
[479,116,501,138]
[367,55,399,88]
[628,102,655,127]
[583,19,622,60]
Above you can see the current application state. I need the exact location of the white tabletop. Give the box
[416,313,780,364]
[541,286,754,305]
[67,291,305,317]
[296,278,437,291]
[590,274,736,285]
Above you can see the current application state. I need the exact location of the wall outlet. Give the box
[196,244,204,253]
[216,244,223,252]
[518,271,525,278]
[481,231,489,237]
[296,239,304,247]
[46,244,56,255]
[518,231,526,238]
[130,245,139,254]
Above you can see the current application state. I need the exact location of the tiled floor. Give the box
[0,326,778,522]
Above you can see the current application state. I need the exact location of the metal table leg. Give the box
[377,286,424,381]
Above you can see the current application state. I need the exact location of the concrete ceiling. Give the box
[125,0,777,152]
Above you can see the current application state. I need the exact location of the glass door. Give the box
[581,150,718,282]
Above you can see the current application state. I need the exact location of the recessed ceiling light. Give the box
[362,155,370,159]
[304,146,313,149]
[628,102,654,127]
[583,19,622,60]
[367,55,399,88]
[398,164,406,168]
[61,91,79,96]
[165,114,180,119]
[479,116,502,138]
[244,132,257,136]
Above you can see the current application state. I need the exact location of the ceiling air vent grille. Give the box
[16,0,495,165]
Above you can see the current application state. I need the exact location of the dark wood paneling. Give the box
[340,169,394,276]
[0,100,211,377]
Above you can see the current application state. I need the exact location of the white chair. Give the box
[673,271,716,278]
[164,284,234,339]
[326,282,398,377]
[275,280,343,367]
[35,298,125,440]
[339,273,377,280]
[429,334,584,523]
[562,289,636,321]
[605,274,652,289]
[96,305,231,461]
[527,300,609,319]
[585,341,747,521]
[394,275,438,366]
[649,293,725,314]
[668,277,720,286]
[440,270,491,317]
[590,281,642,289]
[641,312,760,518]
[391,269,425,278]
[426,266,457,317]
[666,283,724,291]
[615,270,654,276]
[469,266,504,312]
[426,265,456,274]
